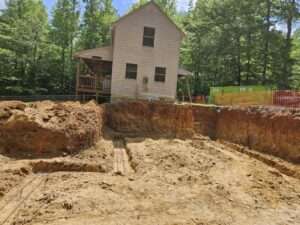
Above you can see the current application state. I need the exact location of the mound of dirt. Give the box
[0,101,103,157]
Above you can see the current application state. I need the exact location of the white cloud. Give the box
[0,0,6,9]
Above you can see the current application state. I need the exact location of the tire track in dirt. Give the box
[0,174,46,225]
[204,140,300,179]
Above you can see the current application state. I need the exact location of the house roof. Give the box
[112,1,185,37]
[178,67,193,77]
[74,46,113,61]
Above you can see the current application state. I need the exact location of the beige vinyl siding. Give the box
[111,3,182,100]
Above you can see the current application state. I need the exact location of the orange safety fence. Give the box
[273,91,300,108]
[211,90,300,108]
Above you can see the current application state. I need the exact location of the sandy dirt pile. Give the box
[0,137,299,225]
[0,101,103,157]
[216,106,300,163]
[105,101,194,138]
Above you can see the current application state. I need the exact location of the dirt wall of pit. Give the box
[215,107,300,163]
[1,100,299,163]
[104,101,195,138]
[104,102,300,163]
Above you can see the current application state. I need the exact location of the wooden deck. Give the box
[75,57,112,97]
[77,75,111,95]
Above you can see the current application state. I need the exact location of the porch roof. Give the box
[74,46,113,62]
[178,67,193,77]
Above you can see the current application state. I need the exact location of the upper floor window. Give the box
[143,27,155,47]
[154,67,166,82]
[125,63,138,80]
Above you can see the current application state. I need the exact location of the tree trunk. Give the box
[281,0,296,89]
[61,47,65,92]
[236,35,242,86]
[262,0,271,84]
[246,31,252,84]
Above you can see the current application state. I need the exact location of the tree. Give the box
[0,0,49,95]
[291,28,300,88]
[50,0,80,93]
[0,0,299,98]
[181,0,300,95]
[80,0,117,49]
[278,0,300,89]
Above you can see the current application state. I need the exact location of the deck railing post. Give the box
[76,60,81,96]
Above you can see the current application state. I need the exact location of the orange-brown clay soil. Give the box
[0,137,299,225]
[0,101,103,158]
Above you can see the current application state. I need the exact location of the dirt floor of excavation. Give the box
[0,136,300,225]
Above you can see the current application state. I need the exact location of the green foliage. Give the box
[0,0,117,96]
[0,0,299,97]
[181,0,300,95]
[291,28,300,88]
[80,0,117,49]
[50,0,80,93]
[0,0,49,95]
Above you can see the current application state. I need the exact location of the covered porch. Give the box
[74,46,113,100]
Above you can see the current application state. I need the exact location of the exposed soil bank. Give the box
[105,101,194,138]
[216,106,300,163]
[0,101,103,157]
[1,100,299,163]
[105,102,300,163]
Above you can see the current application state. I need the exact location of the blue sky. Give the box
[43,0,137,16]
[0,0,191,16]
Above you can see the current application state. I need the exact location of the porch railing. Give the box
[78,75,111,94]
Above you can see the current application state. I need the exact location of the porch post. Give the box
[76,60,81,97]
[95,73,99,103]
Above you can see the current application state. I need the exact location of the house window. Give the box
[143,27,155,47]
[125,63,138,80]
[154,67,166,82]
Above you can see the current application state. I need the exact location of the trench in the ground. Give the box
[0,135,132,224]
[6,138,134,176]
[30,160,107,174]
[7,135,300,180]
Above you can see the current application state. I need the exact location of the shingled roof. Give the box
[74,46,113,61]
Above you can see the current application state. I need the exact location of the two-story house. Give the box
[74,0,191,102]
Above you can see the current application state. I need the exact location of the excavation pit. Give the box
[0,100,300,225]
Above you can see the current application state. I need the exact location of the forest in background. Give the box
[0,0,299,96]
